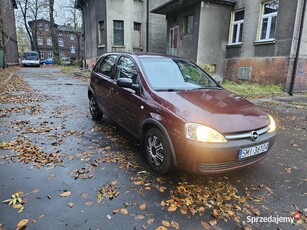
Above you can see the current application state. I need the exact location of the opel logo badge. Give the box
[251,131,259,141]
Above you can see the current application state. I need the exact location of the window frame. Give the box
[47,37,52,46]
[94,54,119,78]
[229,9,244,45]
[134,22,141,31]
[115,56,138,83]
[258,0,279,42]
[70,45,76,54]
[113,20,124,46]
[58,37,64,47]
[70,34,75,41]
[183,15,194,34]
[37,36,43,46]
[39,51,44,59]
[98,20,105,46]
[48,51,53,58]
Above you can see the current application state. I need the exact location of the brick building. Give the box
[0,0,19,68]
[152,0,307,92]
[75,0,168,69]
[29,19,81,62]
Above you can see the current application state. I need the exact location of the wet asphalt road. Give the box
[0,67,306,230]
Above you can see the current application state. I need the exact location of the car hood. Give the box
[155,89,270,133]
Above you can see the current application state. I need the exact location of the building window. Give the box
[37,36,43,46]
[134,22,141,31]
[70,45,75,54]
[259,0,279,41]
[113,20,124,46]
[60,52,65,57]
[229,10,244,44]
[98,21,105,46]
[70,34,75,40]
[184,15,193,34]
[48,51,53,58]
[47,37,52,46]
[39,51,44,59]
[59,38,64,47]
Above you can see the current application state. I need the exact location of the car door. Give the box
[110,56,145,135]
[91,54,118,117]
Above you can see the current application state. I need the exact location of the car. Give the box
[88,52,277,174]
[40,58,55,65]
[21,51,40,67]
[61,57,71,66]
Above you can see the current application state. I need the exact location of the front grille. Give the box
[199,152,269,172]
[225,126,269,141]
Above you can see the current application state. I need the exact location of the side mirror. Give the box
[117,78,140,92]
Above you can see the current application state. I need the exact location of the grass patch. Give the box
[61,66,80,74]
[221,80,284,99]
[291,101,307,107]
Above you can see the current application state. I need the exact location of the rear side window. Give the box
[94,55,118,77]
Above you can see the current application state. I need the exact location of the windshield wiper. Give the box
[190,86,222,90]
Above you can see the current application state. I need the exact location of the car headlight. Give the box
[268,115,276,133]
[185,123,228,143]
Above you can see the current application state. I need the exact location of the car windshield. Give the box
[24,52,39,60]
[139,57,219,91]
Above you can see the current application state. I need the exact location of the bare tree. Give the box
[65,1,82,64]
[49,0,60,64]
[17,0,48,51]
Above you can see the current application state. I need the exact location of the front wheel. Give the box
[89,94,102,120]
[144,128,174,174]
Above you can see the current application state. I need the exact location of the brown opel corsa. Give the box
[88,52,277,174]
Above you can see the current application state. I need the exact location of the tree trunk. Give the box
[49,0,60,64]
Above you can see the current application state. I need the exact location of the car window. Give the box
[115,56,139,84]
[139,57,218,91]
[95,55,118,77]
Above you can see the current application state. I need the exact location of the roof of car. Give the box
[103,52,187,60]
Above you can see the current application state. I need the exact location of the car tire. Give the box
[89,94,103,120]
[144,128,174,174]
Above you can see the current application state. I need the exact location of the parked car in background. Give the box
[21,51,40,67]
[61,57,71,66]
[40,58,55,65]
[88,52,277,174]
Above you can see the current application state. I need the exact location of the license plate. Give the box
[239,142,269,160]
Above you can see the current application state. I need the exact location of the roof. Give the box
[58,24,75,32]
[151,0,236,14]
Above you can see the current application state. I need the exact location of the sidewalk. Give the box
[250,93,307,108]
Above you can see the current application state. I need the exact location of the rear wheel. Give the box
[89,94,102,120]
[144,128,173,174]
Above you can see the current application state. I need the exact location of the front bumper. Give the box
[170,131,276,174]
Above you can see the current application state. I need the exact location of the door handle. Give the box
[110,88,115,94]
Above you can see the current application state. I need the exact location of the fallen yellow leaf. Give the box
[139,203,146,210]
[155,226,168,230]
[16,219,29,229]
[121,208,128,215]
[201,221,210,229]
[209,219,217,226]
[180,208,187,215]
[167,206,177,212]
[60,191,71,197]
[113,209,119,214]
[171,220,180,229]
[13,204,23,209]
[67,202,74,208]
[162,220,170,227]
